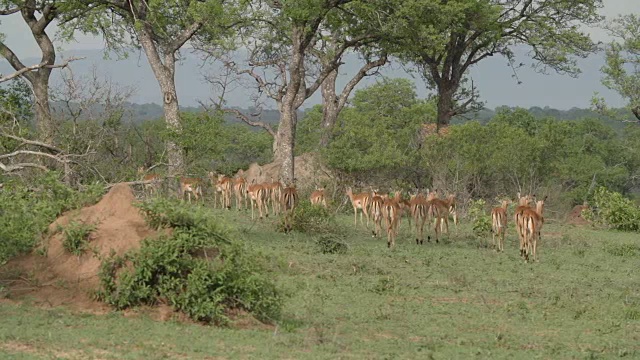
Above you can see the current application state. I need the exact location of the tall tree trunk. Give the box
[273,105,297,184]
[319,69,339,147]
[32,73,54,143]
[138,28,185,182]
[436,85,455,128]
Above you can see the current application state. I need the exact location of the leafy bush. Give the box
[60,220,97,256]
[584,187,640,232]
[276,200,343,235]
[98,199,282,325]
[315,235,349,255]
[0,173,104,264]
[468,199,492,238]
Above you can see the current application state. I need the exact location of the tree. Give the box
[593,14,640,124]
[386,0,602,128]
[1,0,63,143]
[59,0,241,180]
[220,0,386,184]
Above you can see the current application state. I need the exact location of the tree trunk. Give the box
[32,74,54,144]
[137,28,185,182]
[273,105,297,184]
[436,85,455,128]
[319,69,339,147]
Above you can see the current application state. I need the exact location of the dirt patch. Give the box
[567,204,590,225]
[0,183,159,313]
[240,152,332,189]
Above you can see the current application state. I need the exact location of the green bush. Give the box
[315,235,349,255]
[584,187,640,232]
[468,199,492,239]
[60,220,97,256]
[276,200,343,235]
[97,199,282,325]
[0,173,104,264]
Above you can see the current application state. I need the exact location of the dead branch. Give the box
[0,57,85,83]
[1,133,62,153]
[224,108,276,137]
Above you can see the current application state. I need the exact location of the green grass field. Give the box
[1,209,639,359]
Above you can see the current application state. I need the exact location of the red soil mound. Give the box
[567,204,590,225]
[1,183,159,312]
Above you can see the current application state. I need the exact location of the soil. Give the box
[0,183,159,313]
[567,204,590,225]
[240,152,332,189]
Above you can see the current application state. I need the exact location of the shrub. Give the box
[276,200,343,235]
[468,199,492,239]
[60,220,97,256]
[97,199,282,325]
[315,234,349,254]
[0,173,104,264]
[584,187,640,232]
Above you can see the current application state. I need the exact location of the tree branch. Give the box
[0,161,49,172]
[0,57,85,83]
[336,54,388,112]
[223,108,275,137]
[0,133,63,153]
[167,21,202,53]
[0,7,19,15]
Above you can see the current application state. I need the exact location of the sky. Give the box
[1,0,640,110]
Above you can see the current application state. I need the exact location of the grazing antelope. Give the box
[382,198,400,248]
[369,193,384,238]
[180,177,203,203]
[491,199,510,252]
[137,166,161,197]
[522,197,547,262]
[247,181,267,220]
[232,177,247,210]
[514,193,535,258]
[310,187,327,208]
[410,193,429,245]
[266,179,283,216]
[426,191,449,243]
[444,193,459,227]
[281,185,298,233]
[346,187,372,228]
[216,175,233,209]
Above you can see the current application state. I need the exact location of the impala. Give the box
[522,197,547,262]
[232,177,247,210]
[216,175,233,210]
[444,193,459,227]
[346,187,371,228]
[137,166,161,196]
[310,187,327,208]
[266,179,283,216]
[491,199,510,252]
[410,193,429,245]
[281,185,298,233]
[247,181,267,220]
[180,177,203,203]
[514,193,535,258]
[369,193,384,238]
[426,191,449,243]
[382,197,400,248]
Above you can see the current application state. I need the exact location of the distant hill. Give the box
[61,100,632,132]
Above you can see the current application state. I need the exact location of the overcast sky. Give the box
[2,0,640,110]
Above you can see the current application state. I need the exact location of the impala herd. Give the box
[137,167,546,262]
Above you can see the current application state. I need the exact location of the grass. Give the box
[0,206,639,359]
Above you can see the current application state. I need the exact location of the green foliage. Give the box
[468,199,491,239]
[60,220,97,256]
[584,187,640,232]
[275,200,342,235]
[321,78,429,185]
[315,234,348,255]
[0,173,104,264]
[0,79,33,127]
[593,14,640,123]
[98,199,282,325]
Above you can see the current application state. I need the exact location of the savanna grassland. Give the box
[1,207,638,360]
